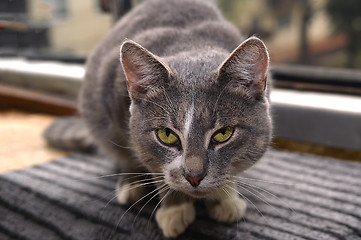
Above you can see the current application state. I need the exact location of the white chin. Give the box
[186,190,210,198]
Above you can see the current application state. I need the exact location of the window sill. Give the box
[1,58,360,151]
[271,89,361,151]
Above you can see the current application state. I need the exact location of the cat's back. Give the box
[102,0,222,48]
[118,0,223,33]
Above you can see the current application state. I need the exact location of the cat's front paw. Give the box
[155,202,195,238]
[207,196,247,222]
[116,182,145,205]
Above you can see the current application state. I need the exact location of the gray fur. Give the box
[43,117,96,153]
[80,0,272,237]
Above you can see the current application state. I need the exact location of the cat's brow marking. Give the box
[183,104,194,142]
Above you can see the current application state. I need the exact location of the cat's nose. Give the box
[185,175,204,187]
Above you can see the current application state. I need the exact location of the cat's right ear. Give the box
[217,37,269,98]
[120,40,171,99]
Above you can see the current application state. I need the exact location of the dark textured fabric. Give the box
[1,150,361,240]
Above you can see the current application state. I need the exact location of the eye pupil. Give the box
[212,127,234,143]
[165,128,171,137]
[156,128,180,146]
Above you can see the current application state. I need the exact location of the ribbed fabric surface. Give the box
[1,150,360,240]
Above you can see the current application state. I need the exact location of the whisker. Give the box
[108,139,135,149]
[106,181,159,210]
[226,183,268,224]
[143,116,169,122]
[131,184,169,229]
[115,183,167,231]
[122,175,164,185]
[147,188,173,229]
[118,174,157,184]
[133,96,171,115]
[212,80,232,116]
[221,187,240,231]
[114,177,165,200]
[100,178,165,225]
[211,187,225,200]
[235,180,295,214]
[123,180,165,193]
[81,172,164,181]
[96,188,118,203]
[232,175,294,186]
[231,180,282,217]
[162,86,176,112]
[101,190,122,215]
[101,178,164,214]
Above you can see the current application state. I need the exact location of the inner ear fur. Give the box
[120,40,171,98]
[218,36,269,96]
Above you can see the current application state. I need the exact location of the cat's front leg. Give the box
[155,191,195,238]
[206,183,247,223]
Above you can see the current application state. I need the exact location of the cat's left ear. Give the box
[218,36,269,96]
[120,40,171,99]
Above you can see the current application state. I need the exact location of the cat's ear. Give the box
[218,36,269,96]
[120,40,171,98]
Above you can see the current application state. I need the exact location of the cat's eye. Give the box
[212,127,234,143]
[156,128,180,145]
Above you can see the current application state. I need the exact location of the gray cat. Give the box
[80,0,271,237]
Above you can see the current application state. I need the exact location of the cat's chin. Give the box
[168,183,218,199]
[168,185,210,198]
[184,189,212,198]
[187,191,209,198]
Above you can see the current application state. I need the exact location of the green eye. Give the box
[212,127,234,143]
[157,128,179,145]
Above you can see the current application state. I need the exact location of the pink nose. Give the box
[185,175,204,187]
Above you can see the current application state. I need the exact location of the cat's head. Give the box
[120,37,271,198]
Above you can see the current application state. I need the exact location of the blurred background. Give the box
[1,0,361,68]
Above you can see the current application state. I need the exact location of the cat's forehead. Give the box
[165,49,227,84]
[171,87,242,130]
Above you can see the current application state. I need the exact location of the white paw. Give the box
[156,202,195,238]
[116,182,145,205]
[207,197,247,222]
